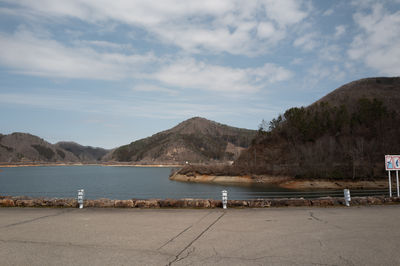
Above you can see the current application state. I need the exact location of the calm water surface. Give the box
[0,166,292,200]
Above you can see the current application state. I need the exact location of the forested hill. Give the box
[175,77,400,179]
[0,133,109,163]
[235,77,400,179]
[0,133,79,163]
[56,142,109,162]
[107,117,257,164]
[0,118,256,165]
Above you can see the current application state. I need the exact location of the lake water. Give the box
[0,166,295,200]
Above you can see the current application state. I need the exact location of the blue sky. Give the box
[0,0,399,148]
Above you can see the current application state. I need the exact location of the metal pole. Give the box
[397,170,399,197]
[388,171,392,197]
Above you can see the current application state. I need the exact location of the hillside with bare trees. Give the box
[107,117,256,164]
[177,77,400,180]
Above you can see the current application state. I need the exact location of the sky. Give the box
[0,0,399,149]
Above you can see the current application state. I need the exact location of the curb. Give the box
[1,195,400,208]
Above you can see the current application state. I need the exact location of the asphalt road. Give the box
[0,206,399,266]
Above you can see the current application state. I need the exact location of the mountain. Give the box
[235,77,400,179]
[0,118,256,165]
[56,142,109,162]
[314,77,399,111]
[0,133,79,163]
[0,133,110,163]
[177,77,400,180]
[108,117,257,164]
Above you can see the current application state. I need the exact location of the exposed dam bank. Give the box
[169,173,389,190]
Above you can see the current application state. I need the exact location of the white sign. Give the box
[385,155,400,197]
[385,155,400,170]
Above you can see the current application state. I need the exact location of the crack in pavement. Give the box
[309,211,343,230]
[157,225,193,251]
[168,211,226,266]
[157,211,213,251]
[0,209,74,229]
[175,246,195,264]
[309,211,325,223]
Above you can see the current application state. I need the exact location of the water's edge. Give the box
[170,173,389,189]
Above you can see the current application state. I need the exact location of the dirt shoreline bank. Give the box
[0,163,183,168]
[169,173,389,190]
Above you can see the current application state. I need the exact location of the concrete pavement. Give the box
[1,206,399,265]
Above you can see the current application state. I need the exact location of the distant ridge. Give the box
[56,142,109,162]
[107,117,257,164]
[0,132,79,163]
[0,118,256,165]
[0,133,110,163]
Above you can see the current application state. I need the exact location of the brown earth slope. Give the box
[108,117,257,164]
[0,133,79,163]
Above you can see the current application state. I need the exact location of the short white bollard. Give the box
[344,189,351,207]
[77,189,84,209]
[222,190,228,209]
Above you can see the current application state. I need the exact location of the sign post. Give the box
[389,171,392,197]
[397,171,400,197]
[385,155,400,197]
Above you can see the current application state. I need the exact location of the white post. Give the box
[222,190,228,209]
[388,171,392,197]
[77,189,84,209]
[344,189,351,207]
[397,170,399,197]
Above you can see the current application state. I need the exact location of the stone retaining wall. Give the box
[1,195,400,208]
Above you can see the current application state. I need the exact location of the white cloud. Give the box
[151,58,292,93]
[0,91,266,120]
[132,84,178,95]
[334,25,346,38]
[319,45,342,61]
[294,33,319,51]
[290,58,304,65]
[257,22,285,43]
[74,40,133,51]
[323,9,334,16]
[0,26,292,93]
[263,0,308,27]
[5,0,310,55]
[305,64,346,89]
[351,0,380,9]
[348,4,400,75]
[0,28,157,80]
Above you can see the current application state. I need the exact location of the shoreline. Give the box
[169,173,389,190]
[0,163,183,168]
